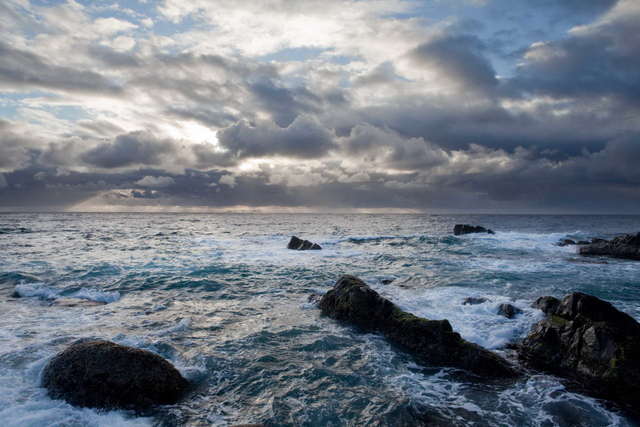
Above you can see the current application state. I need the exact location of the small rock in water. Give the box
[287,236,322,250]
[557,239,577,246]
[462,297,489,305]
[319,275,518,377]
[453,224,495,235]
[381,278,394,285]
[42,340,189,409]
[520,292,640,409]
[497,303,522,319]
[579,232,640,261]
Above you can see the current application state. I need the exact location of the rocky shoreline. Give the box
[34,231,640,421]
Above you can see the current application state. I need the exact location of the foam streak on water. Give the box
[1,213,639,426]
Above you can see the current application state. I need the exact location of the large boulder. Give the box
[319,275,518,377]
[453,224,495,236]
[579,233,640,261]
[42,340,189,409]
[287,236,321,250]
[497,303,523,319]
[519,293,640,409]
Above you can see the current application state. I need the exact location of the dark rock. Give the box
[577,240,591,245]
[381,278,394,285]
[42,340,189,409]
[497,303,523,319]
[532,296,561,314]
[519,292,640,409]
[557,239,577,246]
[287,236,322,250]
[453,224,495,236]
[462,297,489,305]
[579,233,640,260]
[307,293,322,305]
[319,275,518,377]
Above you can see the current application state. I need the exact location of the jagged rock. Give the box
[520,292,640,409]
[531,296,560,314]
[579,233,640,261]
[42,340,189,409]
[462,297,489,305]
[497,303,523,319]
[287,236,321,250]
[557,239,577,246]
[453,224,495,236]
[319,275,518,377]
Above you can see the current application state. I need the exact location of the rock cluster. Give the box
[319,275,518,377]
[453,224,495,236]
[42,340,189,409]
[287,236,322,250]
[519,292,640,409]
[579,232,640,260]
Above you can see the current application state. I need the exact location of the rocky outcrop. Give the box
[497,303,522,319]
[287,236,321,250]
[319,275,518,377]
[579,233,640,261]
[453,224,495,236]
[42,340,189,409]
[519,292,640,409]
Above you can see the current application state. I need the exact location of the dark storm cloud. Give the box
[409,33,498,92]
[81,131,180,168]
[248,78,322,127]
[0,42,121,94]
[511,4,640,105]
[218,115,336,159]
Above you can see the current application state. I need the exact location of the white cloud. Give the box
[218,174,236,187]
[135,175,175,187]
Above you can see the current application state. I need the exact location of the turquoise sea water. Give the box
[1,213,639,426]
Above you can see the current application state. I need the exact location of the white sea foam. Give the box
[14,283,59,300]
[14,283,120,304]
[372,284,543,349]
[69,288,121,304]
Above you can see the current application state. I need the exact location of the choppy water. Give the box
[1,213,640,426]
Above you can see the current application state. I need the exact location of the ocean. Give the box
[1,213,639,426]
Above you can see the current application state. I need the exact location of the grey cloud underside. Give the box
[0,42,121,94]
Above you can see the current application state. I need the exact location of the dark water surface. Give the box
[1,213,639,426]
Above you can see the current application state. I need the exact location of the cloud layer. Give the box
[0,0,639,212]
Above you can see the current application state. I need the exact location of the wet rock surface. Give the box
[497,303,523,319]
[453,224,495,235]
[579,233,640,261]
[520,292,640,409]
[287,236,322,250]
[42,340,189,409]
[319,275,518,378]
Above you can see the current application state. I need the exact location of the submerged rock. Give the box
[319,275,518,377]
[453,224,495,236]
[519,292,640,409]
[51,298,106,308]
[287,236,321,250]
[497,303,523,319]
[579,233,640,261]
[462,297,489,305]
[42,340,189,409]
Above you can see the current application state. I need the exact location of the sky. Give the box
[0,0,639,213]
